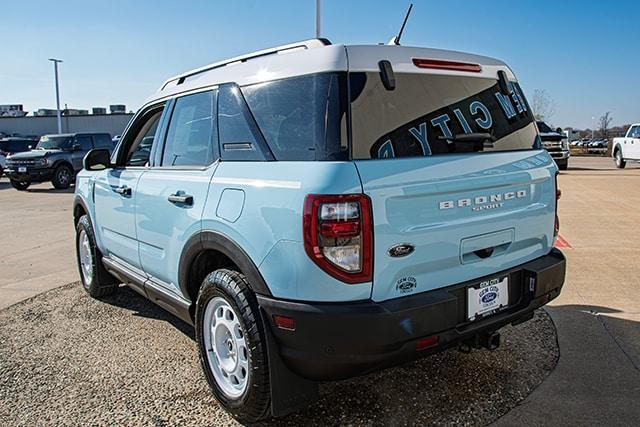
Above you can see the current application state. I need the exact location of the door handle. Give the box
[114,185,131,196]
[168,193,193,205]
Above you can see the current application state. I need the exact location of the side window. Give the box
[124,109,163,167]
[631,126,640,138]
[218,84,271,161]
[241,73,348,161]
[161,91,216,167]
[75,136,93,151]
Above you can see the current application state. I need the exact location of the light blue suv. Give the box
[73,39,566,422]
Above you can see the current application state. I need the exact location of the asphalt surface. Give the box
[0,156,639,425]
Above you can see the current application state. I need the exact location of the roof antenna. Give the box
[388,3,413,45]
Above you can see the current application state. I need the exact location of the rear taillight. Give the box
[412,58,482,73]
[303,194,373,284]
[554,173,561,238]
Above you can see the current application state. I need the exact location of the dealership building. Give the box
[0,105,133,138]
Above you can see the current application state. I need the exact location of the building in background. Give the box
[0,113,133,138]
[35,108,58,117]
[63,108,89,116]
[92,107,107,115]
[110,104,126,114]
[0,105,27,117]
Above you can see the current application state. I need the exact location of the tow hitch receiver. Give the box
[459,332,501,353]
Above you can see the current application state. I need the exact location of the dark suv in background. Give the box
[4,133,113,190]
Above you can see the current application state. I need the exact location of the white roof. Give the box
[143,39,514,107]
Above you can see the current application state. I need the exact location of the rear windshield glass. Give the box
[350,72,538,159]
[536,121,555,133]
[241,73,349,161]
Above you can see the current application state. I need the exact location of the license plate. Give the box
[467,276,509,321]
[18,167,27,173]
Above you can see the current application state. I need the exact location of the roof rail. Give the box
[160,38,332,90]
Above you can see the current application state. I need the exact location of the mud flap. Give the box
[261,309,319,417]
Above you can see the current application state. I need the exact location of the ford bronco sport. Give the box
[73,39,565,422]
[5,132,113,190]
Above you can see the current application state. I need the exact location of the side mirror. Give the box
[73,144,82,151]
[83,149,111,171]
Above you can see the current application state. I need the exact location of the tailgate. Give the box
[355,151,556,302]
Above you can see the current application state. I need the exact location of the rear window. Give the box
[241,73,349,161]
[349,72,538,159]
[93,134,113,149]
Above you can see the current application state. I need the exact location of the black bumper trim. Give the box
[258,249,565,381]
[4,168,54,182]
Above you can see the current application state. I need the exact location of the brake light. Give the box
[412,58,482,73]
[303,194,373,284]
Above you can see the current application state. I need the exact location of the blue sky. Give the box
[2,0,638,129]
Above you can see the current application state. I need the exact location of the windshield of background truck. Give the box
[36,136,72,150]
[350,72,538,159]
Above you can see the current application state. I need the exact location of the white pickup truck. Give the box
[612,124,640,168]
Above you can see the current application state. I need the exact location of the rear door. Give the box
[71,135,93,171]
[135,89,219,294]
[349,70,556,302]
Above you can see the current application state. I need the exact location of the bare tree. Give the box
[598,112,613,140]
[531,89,556,122]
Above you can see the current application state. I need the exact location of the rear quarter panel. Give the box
[202,161,371,302]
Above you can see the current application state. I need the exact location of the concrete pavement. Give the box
[0,177,77,309]
[496,156,640,425]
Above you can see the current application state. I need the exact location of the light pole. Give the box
[48,58,63,134]
[316,0,321,38]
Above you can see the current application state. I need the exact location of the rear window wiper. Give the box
[438,133,495,152]
[438,132,494,143]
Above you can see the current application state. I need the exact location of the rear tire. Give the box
[195,269,271,423]
[76,215,118,298]
[556,160,568,171]
[615,150,626,169]
[10,179,30,191]
[52,164,73,189]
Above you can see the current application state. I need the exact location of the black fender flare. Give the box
[52,159,75,174]
[72,195,91,225]
[612,143,622,156]
[178,230,272,302]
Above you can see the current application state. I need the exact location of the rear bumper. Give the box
[258,248,565,381]
[4,167,53,182]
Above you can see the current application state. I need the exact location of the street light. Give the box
[316,0,321,38]
[48,58,63,134]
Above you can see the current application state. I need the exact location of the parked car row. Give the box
[2,133,114,190]
[570,139,608,148]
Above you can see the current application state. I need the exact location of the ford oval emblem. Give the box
[481,292,498,304]
[388,243,415,258]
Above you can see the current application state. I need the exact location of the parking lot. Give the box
[1,156,639,425]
